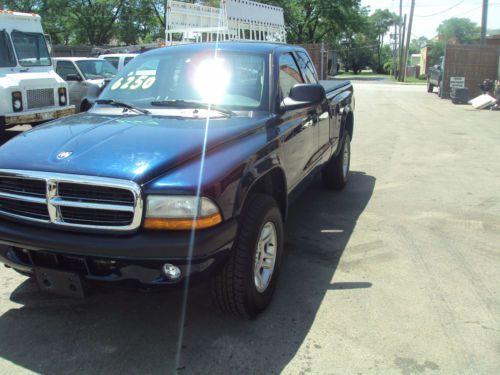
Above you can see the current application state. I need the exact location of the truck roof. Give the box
[0,10,41,21]
[53,57,105,62]
[145,41,300,58]
[98,53,139,58]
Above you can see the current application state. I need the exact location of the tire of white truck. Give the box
[210,193,284,319]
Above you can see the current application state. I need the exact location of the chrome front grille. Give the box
[26,88,55,109]
[0,170,143,231]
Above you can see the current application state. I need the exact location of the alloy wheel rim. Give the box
[254,222,277,293]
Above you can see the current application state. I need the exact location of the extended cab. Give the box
[0,43,354,318]
[0,10,75,133]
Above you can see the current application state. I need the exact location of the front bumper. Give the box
[1,106,76,127]
[0,218,237,286]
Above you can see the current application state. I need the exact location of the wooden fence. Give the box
[443,44,500,98]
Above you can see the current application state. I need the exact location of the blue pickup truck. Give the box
[0,42,354,318]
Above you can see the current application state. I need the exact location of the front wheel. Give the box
[210,194,283,319]
[322,133,351,190]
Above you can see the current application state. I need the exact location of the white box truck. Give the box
[0,10,75,133]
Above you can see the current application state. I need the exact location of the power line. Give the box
[415,0,466,18]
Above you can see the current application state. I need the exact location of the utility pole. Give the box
[480,0,488,44]
[398,15,407,82]
[402,0,416,82]
[397,0,403,78]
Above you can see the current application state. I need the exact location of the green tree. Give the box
[437,17,480,44]
[369,8,399,73]
[409,36,429,54]
[261,0,363,44]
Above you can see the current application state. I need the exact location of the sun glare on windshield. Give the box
[192,57,231,104]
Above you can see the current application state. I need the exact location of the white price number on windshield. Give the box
[111,75,156,91]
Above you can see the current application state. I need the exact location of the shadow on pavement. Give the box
[0,171,375,374]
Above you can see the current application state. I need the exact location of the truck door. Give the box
[56,60,85,107]
[295,51,330,160]
[277,52,316,190]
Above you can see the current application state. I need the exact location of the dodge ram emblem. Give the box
[56,151,73,160]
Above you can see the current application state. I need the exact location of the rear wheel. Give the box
[210,194,283,319]
[322,133,351,190]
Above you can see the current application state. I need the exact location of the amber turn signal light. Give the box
[144,213,222,230]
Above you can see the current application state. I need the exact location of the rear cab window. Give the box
[296,51,318,83]
[278,52,304,98]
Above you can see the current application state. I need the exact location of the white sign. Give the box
[450,77,465,89]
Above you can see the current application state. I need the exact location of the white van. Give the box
[0,10,75,132]
[98,53,139,71]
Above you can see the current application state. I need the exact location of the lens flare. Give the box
[194,57,231,104]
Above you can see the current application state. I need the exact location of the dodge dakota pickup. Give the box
[0,42,354,318]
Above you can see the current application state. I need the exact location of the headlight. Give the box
[12,91,23,112]
[144,195,222,230]
[58,87,67,106]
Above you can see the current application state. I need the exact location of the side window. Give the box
[296,51,318,83]
[124,57,134,66]
[56,61,79,80]
[278,53,304,98]
[104,57,119,69]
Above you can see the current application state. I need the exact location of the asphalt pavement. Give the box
[0,82,499,374]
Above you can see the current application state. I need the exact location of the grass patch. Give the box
[391,76,427,85]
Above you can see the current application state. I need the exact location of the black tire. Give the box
[80,100,91,112]
[322,133,351,190]
[427,81,434,93]
[210,194,283,319]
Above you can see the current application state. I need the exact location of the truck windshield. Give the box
[76,60,117,80]
[0,30,16,68]
[99,51,269,111]
[11,30,51,67]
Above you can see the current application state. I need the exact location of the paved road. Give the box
[1,83,499,374]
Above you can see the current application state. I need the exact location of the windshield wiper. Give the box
[95,99,150,115]
[150,100,235,117]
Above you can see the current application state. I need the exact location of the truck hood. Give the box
[0,70,65,90]
[0,112,269,183]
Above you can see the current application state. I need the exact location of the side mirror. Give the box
[66,74,82,82]
[280,84,326,112]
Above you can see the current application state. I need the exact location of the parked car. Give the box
[0,11,75,134]
[98,53,139,71]
[0,42,354,318]
[53,57,117,112]
[427,56,444,96]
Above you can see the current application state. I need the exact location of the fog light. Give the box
[162,263,182,280]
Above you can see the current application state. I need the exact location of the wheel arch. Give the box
[235,166,288,221]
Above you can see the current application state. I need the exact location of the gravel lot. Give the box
[0,82,499,374]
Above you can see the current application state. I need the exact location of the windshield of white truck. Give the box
[11,30,51,67]
[99,51,269,112]
[0,30,16,68]
[76,60,117,80]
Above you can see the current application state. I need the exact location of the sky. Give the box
[361,0,500,39]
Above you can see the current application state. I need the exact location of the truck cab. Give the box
[0,10,75,133]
